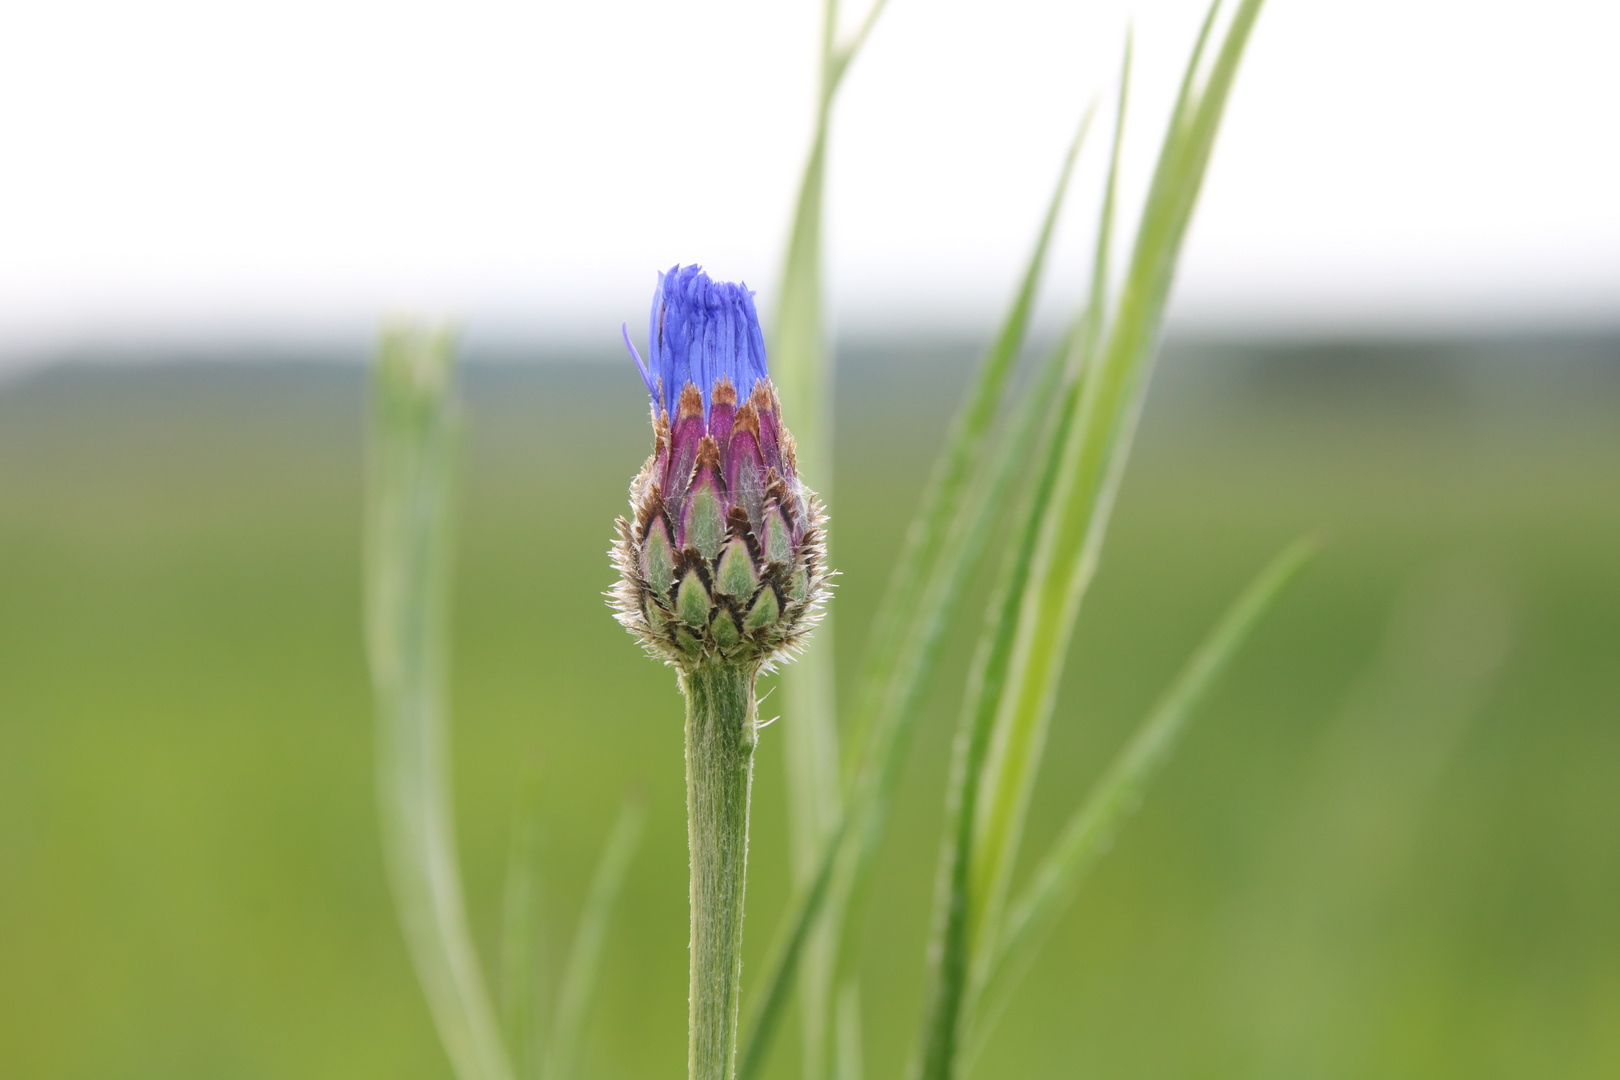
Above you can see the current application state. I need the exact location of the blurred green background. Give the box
[0,336,1616,1079]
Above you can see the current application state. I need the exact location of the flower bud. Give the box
[611,265,831,671]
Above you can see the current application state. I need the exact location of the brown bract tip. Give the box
[711,376,737,409]
[748,379,777,417]
[694,434,721,472]
[732,399,761,439]
[677,382,704,422]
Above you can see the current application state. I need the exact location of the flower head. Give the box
[612,265,830,671]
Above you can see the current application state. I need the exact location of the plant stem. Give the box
[683,660,760,1080]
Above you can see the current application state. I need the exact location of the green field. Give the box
[0,336,1616,1079]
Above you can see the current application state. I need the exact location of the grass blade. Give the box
[823,108,1097,1073]
[737,109,1095,1080]
[542,794,646,1080]
[966,0,1266,1006]
[964,534,1320,1066]
[915,59,1126,1080]
[911,320,1083,1080]
[842,103,1096,790]
[365,324,515,1080]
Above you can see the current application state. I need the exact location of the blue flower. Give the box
[611,265,830,671]
[623,265,770,419]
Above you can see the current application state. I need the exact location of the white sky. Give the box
[0,0,1617,358]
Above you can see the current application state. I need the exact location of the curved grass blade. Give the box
[962,533,1320,1069]
[914,53,1129,1080]
[742,314,1078,1080]
[542,794,647,1080]
[842,105,1095,781]
[737,112,1095,1080]
[819,108,1098,1073]
[365,325,516,1080]
[966,0,1267,1016]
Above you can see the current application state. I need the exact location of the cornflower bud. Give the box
[611,264,831,672]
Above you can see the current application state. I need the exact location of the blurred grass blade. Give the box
[500,779,547,1080]
[772,0,892,458]
[915,64,1125,1080]
[828,0,891,87]
[774,0,845,894]
[770,2,890,1076]
[966,0,1266,1012]
[542,794,646,1080]
[364,324,516,1080]
[776,0,895,442]
[1236,561,1509,1074]
[964,534,1319,1065]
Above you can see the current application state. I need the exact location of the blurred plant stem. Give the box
[365,325,516,1080]
[370,326,644,1080]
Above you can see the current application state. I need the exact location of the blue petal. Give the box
[639,264,771,419]
[622,323,657,403]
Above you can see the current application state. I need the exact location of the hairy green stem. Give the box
[683,661,761,1080]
